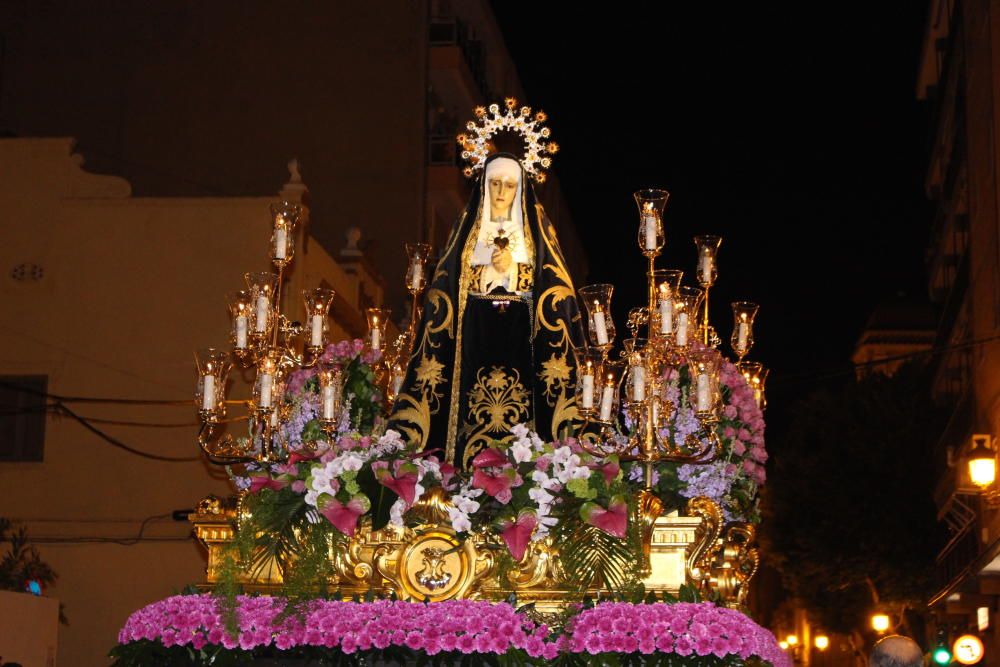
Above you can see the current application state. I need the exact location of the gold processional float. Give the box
[188,99,767,615]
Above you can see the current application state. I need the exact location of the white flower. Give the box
[389,498,407,527]
[531,470,550,485]
[529,487,555,506]
[305,490,320,508]
[511,440,533,464]
[551,446,572,466]
[340,453,366,472]
[447,507,472,533]
[377,429,406,451]
[569,464,591,480]
[511,423,529,439]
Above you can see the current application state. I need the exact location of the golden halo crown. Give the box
[456,97,558,184]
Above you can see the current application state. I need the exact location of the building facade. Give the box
[0,137,385,664]
[919,0,1000,658]
[0,0,589,316]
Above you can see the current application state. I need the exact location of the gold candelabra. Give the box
[194,202,432,465]
[573,189,767,489]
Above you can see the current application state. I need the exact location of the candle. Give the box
[644,214,657,251]
[754,387,763,408]
[699,253,714,282]
[411,260,423,290]
[593,309,609,346]
[599,384,615,421]
[392,371,405,398]
[259,372,273,408]
[255,294,269,332]
[696,373,711,412]
[631,365,646,401]
[322,384,336,420]
[677,312,689,346]
[737,321,749,351]
[201,375,215,411]
[235,315,248,349]
[274,227,287,259]
[581,373,595,409]
[311,314,324,347]
[659,297,673,335]
[370,327,381,351]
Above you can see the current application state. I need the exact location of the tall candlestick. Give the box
[201,375,215,411]
[696,373,711,412]
[599,384,615,421]
[581,373,595,409]
[631,366,646,401]
[411,260,423,290]
[235,316,248,349]
[699,254,714,282]
[259,373,273,408]
[311,314,324,347]
[274,227,287,259]
[644,214,657,251]
[677,312,689,347]
[255,294,269,332]
[593,309,609,346]
[322,384,336,420]
[659,297,673,335]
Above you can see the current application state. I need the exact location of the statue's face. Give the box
[488,175,518,219]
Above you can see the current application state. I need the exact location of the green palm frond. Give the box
[552,501,642,597]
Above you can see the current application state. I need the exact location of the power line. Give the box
[55,404,201,463]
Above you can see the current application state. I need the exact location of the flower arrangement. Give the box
[219,338,767,599]
[112,595,790,667]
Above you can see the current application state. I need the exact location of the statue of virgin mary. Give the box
[388,151,584,468]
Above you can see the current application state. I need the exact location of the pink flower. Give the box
[319,495,370,536]
[248,474,287,494]
[580,496,628,538]
[372,460,419,505]
[499,510,537,561]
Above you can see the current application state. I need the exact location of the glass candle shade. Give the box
[228,290,254,354]
[652,269,684,338]
[244,272,279,337]
[694,235,722,287]
[405,242,432,292]
[730,301,759,360]
[673,286,704,348]
[388,362,407,405]
[598,360,624,423]
[623,338,649,404]
[254,350,284,412]
[366,307,390,353]
[634,189,670,255]
[269,201,301,267]
[195,348,232,417]
[688,348,722,417]
[579,284,616,349]
[738,361,768,411]
[303,287,336,353]
[318,364,344,424]
[572,346,605,417]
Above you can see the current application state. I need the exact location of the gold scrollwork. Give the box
[462,366,530,467]
[685,496,724,592]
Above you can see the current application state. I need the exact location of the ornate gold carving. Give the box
[636,489,664,578]
[190,496,722,605]
[685,496,724,591]
[463,366,530,466]
[516,263,533,292]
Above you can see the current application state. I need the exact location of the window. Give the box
[0,375,48,461]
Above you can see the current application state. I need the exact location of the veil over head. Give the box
[388,152,585,466]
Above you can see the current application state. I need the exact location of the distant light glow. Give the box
[978,606,990,631]
[815,635,830,651]
[871,613,891,633]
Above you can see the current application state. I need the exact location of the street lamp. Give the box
[786,635,799,647]
[968,435,997,489]
[871,613,891,634]
[815,635,830,651]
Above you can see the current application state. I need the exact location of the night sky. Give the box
[491,3,933,428]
